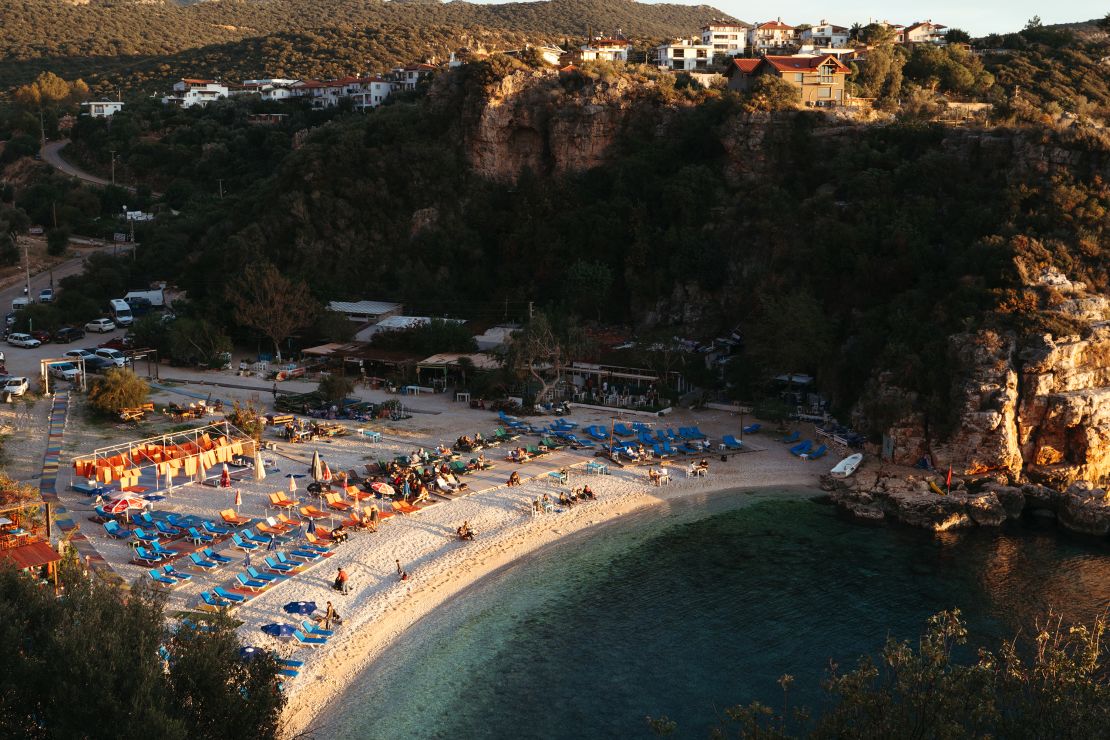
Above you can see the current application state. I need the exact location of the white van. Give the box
[12,297,31,312]
[109,299,133,327]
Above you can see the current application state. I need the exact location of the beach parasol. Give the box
[239,646,263,661]
[288,475,298,494]
[234,487,242,513]
[306,518,316,535]
[253,448,267,482]
[164,467,175,496]
[310,450,323,481]
[283,601,317,615]
[370,482,394,497]
[261,623,296,638]
[105,496,145,514]
[320,462,332,483]
[220,464,231,488]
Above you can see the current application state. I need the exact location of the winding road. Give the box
[40,139,158,196]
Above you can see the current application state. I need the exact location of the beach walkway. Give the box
[36,391,120,582]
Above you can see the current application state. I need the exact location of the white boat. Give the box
[830,453,863,478]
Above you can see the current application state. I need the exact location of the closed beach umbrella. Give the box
[370,482,394,497]
[164,467,174,495]
[288,475,298,494]
[220,464,231,488]
[261,623,296,638]
[234,487,242,512]
[321,462,332,483]
[282,601,317,615]
[310,450,323,481]
[307,518,316,535]
[253,448,266,482]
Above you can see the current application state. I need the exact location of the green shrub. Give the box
[87,368,148,417]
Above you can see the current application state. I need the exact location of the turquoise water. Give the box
[325,489,1110,739]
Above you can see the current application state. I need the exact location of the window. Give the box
[697,49,707,58]
[794,73,804,83]
[819,64,836,84]
[818,87,831,98]
[673,49,685,58]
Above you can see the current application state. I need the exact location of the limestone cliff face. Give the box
[878,276,1110,490]
[462,69,643,183]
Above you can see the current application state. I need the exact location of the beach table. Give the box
[357,429,382,442]
[585,461,610,476]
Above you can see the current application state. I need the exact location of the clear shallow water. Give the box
[326,489,1110,739]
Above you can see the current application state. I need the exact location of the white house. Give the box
[390,64,437,91]
[161,79,229,108]
[238,79,300,101]
[904,20,948,44]
[81,101,124,118]
[327,300,403,323]
[347,77,393,109]
[354,315,464,342]
[748,19,798,54]
[575,37,633,63]
[652,38,714,71]
[700,23,751,58]
[802,21,850,48]
[507,45,566,65]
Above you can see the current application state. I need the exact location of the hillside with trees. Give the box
[0,0,730,94]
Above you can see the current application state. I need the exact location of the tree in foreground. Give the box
[649,609,1110,737]
[505,312,590,406]
[227,262,318,361]
[0,565,284,738]
[87,367,148,417]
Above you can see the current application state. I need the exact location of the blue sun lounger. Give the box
[187,527,213,545]
[742,423,761,435]
[264,556,295,574]
[203,547,233,565]
[149,569,178,587]
[803,444,828,461]
[103,520,130,539]
[201,591,232,609]
[722,435,743,450]
[246,566,280,584]
[790,440,814,456]
[163,565,192,582]
[236,573,269,592]
[780,430,801,444]
[134,546,164,565]
[190,552,219,570]
[301,620,334,637]
[213,586,246,604]
[613,423,635,437]
[293,629,327,646]
[232,534,257,552]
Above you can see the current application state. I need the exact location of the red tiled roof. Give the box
[403,63,437,71]
[756,21,795,31]
[559,64,579,74]
[730,58,762,73]
[297,80,326,88]
[181,78,217,84]
[0,541,60,571]
[591,38,629,47]
[762,54,850,73]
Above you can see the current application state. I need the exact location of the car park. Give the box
[30,330,51,344]
[38,288,54,303]
[7,333,41,348]
[1,377,29,396]
[85,318,116,333]
[94,348,127,367]
[54,327,86,343]
[48,362,81,382]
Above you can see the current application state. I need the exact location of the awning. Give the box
[0,541,61,571]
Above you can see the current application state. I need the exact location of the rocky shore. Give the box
[823,468,1110,537]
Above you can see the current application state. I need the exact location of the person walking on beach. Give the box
[396,559,408,581]
[334,567,349,594]
[323,600,338,629]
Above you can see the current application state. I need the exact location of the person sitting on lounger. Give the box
[581,485,596,500]
[436,444,451,457]
[331,524,349,543]
[507,471,522,487]
[648,468,661,486]
[558,492,572,507]
[474,432,485,446]
[436,475,457,493]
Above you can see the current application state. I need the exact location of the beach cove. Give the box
[275,420,823,738]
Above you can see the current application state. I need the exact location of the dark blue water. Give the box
[326,489,1110,739]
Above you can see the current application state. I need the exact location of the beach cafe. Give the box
[0,502,60,587]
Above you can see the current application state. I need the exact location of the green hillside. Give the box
[0,0,731,94]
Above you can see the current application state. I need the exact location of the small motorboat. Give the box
[830,453,863,478]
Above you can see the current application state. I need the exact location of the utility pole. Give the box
[38,108,46,150]
[109,150,116,186]
[528,301,534,320]
[23,241,31,298]
[52,201,57,228]
[217,179,224,199]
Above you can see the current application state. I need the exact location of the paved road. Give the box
[39,139,124,190]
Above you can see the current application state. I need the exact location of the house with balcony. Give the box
[700,23,751,58]
[162,79,229,108]
[748,19,798,54]
[801,21,850,48]
[652,38,714,71]
[238,79,300,102]
[725,54,850,106]
[571,37,633,63]
[904,20,948,44]
[81,101,125,118]
[347,77,394,109]
[390,64,437,91]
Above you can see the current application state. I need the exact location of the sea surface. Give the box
[325,489,1110,739]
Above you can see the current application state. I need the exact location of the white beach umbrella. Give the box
[254,448,267,482]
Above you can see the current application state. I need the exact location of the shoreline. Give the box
[280,450,822,738]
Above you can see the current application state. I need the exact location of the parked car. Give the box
[30,330,51,344]
[63,349,96,362]
[2,377,29,396]
[48,362,81,382]
[4,312,15,327]
[85,318,116,333]
[82,356,115,373]
[94,348,127,367]
[98,334,134,351]
[54,327,86,343]
[7,333,40,348]
[38,288,54,303]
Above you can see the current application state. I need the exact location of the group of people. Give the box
[453,433,487,452]
[456,521,476,540]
